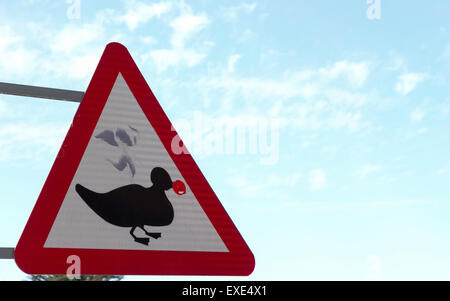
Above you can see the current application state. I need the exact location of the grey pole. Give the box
[0,82,84,102]
[0,82,85,260]
[0,248,14,259]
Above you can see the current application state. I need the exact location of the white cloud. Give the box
[198,71,318,102]
[147,4,211,72]
[227,54,241,73]
[357,164,381,178]
[395,72,427,96]
[237,28,255,43]
[327,111,362,132]
[309,169,326,190]
[42,22,106,80]
[169,12,209,48]
[227,174,263,197]
[140,36,157,45]
[410,109,425,122]
[267,172,301,187]
[318,61,370,88]
[197,60,373,132]
[385,52,406,72]
[49,23,103,54]
[439,43,450,65]
[118,1,173,31]
[0,122,68,162]
[66,52,102,79]
[276,199,424,211]
[0,100,5,112]
[222,2,257,20]
[405,127,428,140]
[0,14,110,83]
[149,48,206,72]
[0,3,210,80]
[0,25,38,78]
[437,165,450,175]
[227,170,301,197]
[0,25,21,51]
[0,100,10,119]
[199,60,371,105]
[324,89,367,108]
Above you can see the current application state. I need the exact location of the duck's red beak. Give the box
[172,180,186,195]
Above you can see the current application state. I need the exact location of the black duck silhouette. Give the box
[75,167,186,246]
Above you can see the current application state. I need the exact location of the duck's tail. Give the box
[75,184,102,207]
[75,183,127,227]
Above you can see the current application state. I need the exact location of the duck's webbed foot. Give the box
[146,232,161,239]
[139,226,161,239]
[130,226,150,245]
[134,237,150,245]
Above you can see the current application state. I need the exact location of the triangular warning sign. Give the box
[15,43,254,276]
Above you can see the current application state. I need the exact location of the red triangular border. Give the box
[14,43,255,276]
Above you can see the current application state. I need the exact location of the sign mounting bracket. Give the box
[0,82,84,260]
[0,82,84,103]
[0,248,14,259]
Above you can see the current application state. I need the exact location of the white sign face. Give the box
[44,73,228,252]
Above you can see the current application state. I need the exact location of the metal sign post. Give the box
[0,82,84,102]
[0,83,84,259]
[0,248,14,259]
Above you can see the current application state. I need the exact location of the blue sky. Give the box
[1,0,450,280]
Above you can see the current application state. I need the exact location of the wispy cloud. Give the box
[395,72,427,96]
[0,25,39,79]
[0,14,108,83]
[309,169,326,190]
[149,48,207,72]
[436,164,450,175]
[318,61,370,88]
[170,11,209,48]
[275,199,425,211]
[146,3,211,72]
[404,127,428,140]
[357,164,381,178]
[0,122,69,162]
[384,52,406,72]
[198,60,372,103]
[410,108,425,122]
[0,2,205,82]
[49,23,103,55]
[438,43,450,66]
[43,21,107,80]
[226,169,301,198]
[227,174,263,197]
[227,54,241,73]
[221,2,257,21]
[267,172,301,187]
[197,60,372,132]
[117,1,173,31]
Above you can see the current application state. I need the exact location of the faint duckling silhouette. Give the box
[75,167,186,246]
[95,125,140,180]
